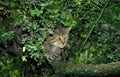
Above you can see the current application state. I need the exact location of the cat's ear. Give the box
[65,26,72,33]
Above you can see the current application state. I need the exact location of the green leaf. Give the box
[21,56,27,62]
[30,8,43,16]
[107,54,114,59]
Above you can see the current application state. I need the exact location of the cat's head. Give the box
[49,26,72,48]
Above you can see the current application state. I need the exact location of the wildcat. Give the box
[44,26,72,61]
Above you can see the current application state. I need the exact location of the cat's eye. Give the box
[49,34,53,37]
[59,37,62,40]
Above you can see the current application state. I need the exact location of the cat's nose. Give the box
[60,39,65,45]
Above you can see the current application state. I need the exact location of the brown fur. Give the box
[44,26,72,60]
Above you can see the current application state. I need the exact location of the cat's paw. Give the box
[50,55,61,61]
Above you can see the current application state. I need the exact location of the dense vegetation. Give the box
[0,0,120,77]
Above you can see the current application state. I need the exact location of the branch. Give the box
[51,61,120,76]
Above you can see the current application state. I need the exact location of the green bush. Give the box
[0,0,120,76]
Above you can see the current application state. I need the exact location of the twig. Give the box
[78,1,109,57]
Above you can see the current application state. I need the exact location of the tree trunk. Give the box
[50,61,120,76]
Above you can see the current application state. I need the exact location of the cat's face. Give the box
[49,26,72,48]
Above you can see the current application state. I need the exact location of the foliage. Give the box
[0,0,120,76]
